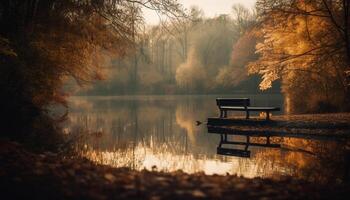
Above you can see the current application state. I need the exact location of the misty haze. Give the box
[1,1,350,199]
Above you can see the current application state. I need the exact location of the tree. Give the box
[231,4,256,35]
[216,29,259,88]
[249,0,350,113]
[0,0,183,142]
[214,5,258,90]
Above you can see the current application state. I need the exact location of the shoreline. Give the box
[2,113,350,199]
[1,139,349,200]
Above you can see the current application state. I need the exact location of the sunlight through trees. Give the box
[249,0,350,113]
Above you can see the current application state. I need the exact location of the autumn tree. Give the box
[174,14,238,92]
[0,0,183,145]
[249,0,350,113]
[216,29,259,88]
[215,5,258,89]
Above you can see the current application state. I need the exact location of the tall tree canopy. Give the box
[0,0,183,141]
[249,0,350,113]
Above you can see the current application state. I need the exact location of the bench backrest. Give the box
[216,98,250,107]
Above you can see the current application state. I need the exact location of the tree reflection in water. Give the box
[64,95,349,183]
[216,134,350,183]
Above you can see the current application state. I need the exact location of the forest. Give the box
[0,0,350,199]
[2,0,349,138]
[76,0,350,115]
[78,4,266,95]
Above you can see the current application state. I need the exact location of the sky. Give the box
[143,0,257,25]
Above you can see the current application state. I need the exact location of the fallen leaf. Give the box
[104,173,116,182]
[192,189,206,198]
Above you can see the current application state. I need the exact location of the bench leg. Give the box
[246,111,249,119]
[245,136,250,151]
[219,134,224,147]
[224,110,227,118]
[219,109,226,118]
[266,111,270,120]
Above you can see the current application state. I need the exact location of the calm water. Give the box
[65,95,349,183]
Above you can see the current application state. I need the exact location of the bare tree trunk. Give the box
[131,4,138,93]
[343,0,350,65]
[342,0,350,106]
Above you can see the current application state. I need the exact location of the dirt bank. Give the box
[0,140,349,200]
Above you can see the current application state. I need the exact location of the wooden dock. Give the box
[207,113,350,140]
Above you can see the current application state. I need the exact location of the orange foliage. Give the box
[249,0,350,113]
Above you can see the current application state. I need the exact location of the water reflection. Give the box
[211,132,349,183]
[65,95,349,183]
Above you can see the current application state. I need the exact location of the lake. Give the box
[65,95,349,183]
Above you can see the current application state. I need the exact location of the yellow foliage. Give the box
[175,48,207,89]
[249,0,349,113]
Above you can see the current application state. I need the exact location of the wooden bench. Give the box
[216,98,280,120]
